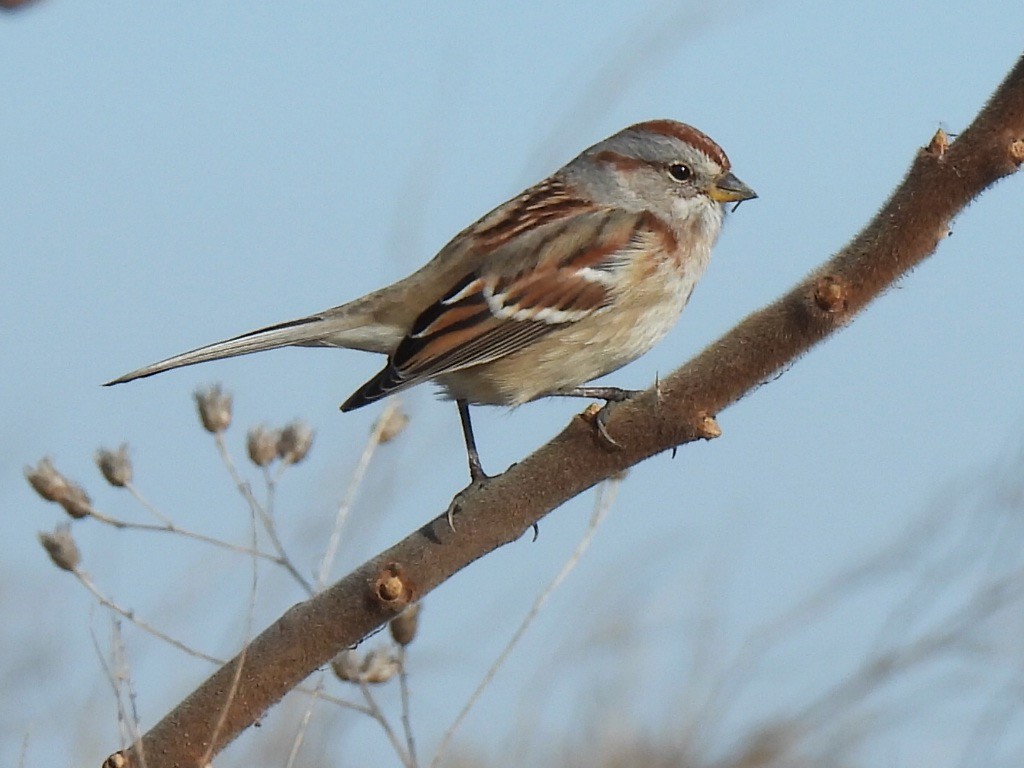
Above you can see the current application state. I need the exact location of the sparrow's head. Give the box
[569,119,756,230]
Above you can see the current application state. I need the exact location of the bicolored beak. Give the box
[708,171,757,204]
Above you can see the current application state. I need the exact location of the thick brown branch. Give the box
[105,53,1024,768]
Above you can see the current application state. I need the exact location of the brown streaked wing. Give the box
[471,176,597,248]
[384,208,648,387]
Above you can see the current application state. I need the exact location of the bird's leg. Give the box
[457,399,489,483]
[551,386,645,448]
[447,400,488,532]
[449,401,538,540]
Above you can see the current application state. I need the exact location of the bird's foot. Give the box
[446,460,494,532]
[569,387,644,451]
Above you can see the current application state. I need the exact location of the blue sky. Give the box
[3,2,1024,766]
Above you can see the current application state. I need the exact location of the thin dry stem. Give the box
[294,685,372,716]
[398,650,418,768]
[285,678,324,768]
[112,621,148,768]
[75,569,222,665]
[316,400,403,589]
[359,680,413,768]
[123,482,176,527]
[86,505,283,565]
[201,477,261,766]
[214,432,314,595]
[430,478,619,768]
[91,622,143,764]
[687,499,955,747]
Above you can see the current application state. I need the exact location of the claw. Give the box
[594,404,623,450]
[446,472,493,532]
[446,499,459,532]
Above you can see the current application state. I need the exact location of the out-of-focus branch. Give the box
[105,53,1024,768]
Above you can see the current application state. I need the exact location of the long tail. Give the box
[106,275,426,386]
[105,315,338,385]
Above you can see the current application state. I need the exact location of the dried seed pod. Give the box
[376,405,409,444]
[330,648,400,684]
[194,384,233,434]
[39,524,81,571]
[389,603,421,647]
[59,482,94,519]
[25,458,93,518]
[277,421,314,464]
[25,457,69,502]
[246,425,280,467]
[330,649,361,683]
[96,444,133,488]
[359,648,400,684]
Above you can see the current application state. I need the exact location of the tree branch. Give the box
[104,53,1024,768]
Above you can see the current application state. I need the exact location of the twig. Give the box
[430,478,619,768]
[397,649,418,768]
[685,498,957,750]
[316,401,401,589]
[798,564,1024,729]
[202,473,262,767]
[112,620,148,768]
[214,432,314,595]
[90,622,141,762]
[285,677,325,768]
[74,569,222,664]
[123,482,176,527]
[85,506,283,565]
[263,465,279,520]
[295,684,373,716]
[360,680,413,768]
[83,568,373,717]
[17,735,29,768]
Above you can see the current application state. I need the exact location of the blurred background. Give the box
[3,1,1024,766]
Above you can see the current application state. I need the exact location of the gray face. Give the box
[563,124,728,221]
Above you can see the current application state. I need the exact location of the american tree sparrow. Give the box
[108,120,755,480]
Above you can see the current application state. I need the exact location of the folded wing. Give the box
[341,207,651,410]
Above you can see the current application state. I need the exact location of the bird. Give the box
[107,120,755,481]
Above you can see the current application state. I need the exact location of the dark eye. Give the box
[667,163,692,182]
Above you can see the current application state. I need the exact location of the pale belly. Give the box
[437,255,703,406]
